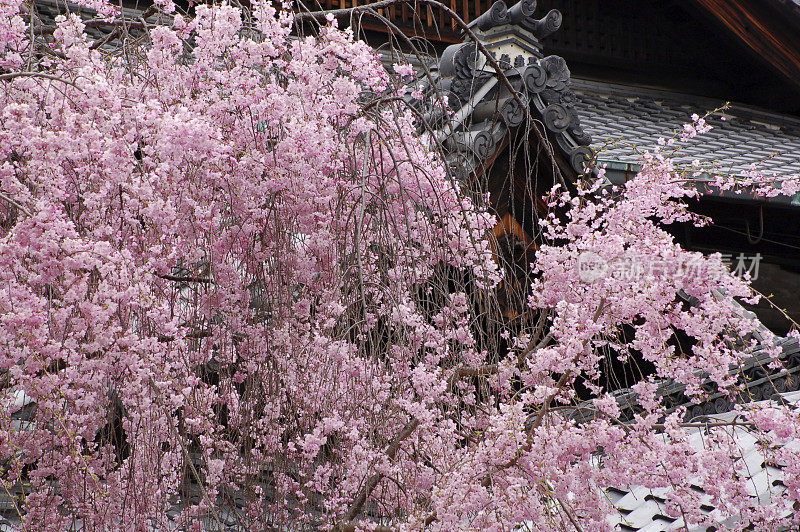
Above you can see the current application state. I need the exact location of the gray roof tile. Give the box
[605,391,800,529]
[571,79,800,176]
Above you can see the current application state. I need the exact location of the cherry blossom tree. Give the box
[1,1,799,530]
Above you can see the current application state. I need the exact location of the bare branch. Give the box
[447,363,498,393]
[0,191,32,218]
[158,274,214,284]
[0,71,81,89]
[335,417,420,529]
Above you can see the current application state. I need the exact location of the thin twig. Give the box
[447,364,498,393]
[158,274,214,284]
[0,71,81,89]
[334,417,420,529]
[0,192,32,218]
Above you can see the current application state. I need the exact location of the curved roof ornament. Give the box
[406,0,592,177]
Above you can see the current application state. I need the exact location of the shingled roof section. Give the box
[570,79,800,183]
[604,391,800,531]
[561,297,800,528]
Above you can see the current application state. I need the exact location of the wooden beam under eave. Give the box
[357,20,463,43]
[691,0,800,89]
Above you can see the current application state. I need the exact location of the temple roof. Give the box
[400,0,800,199]
[604,391,800,531]
[569,334,800,425]
[572,79,800,187]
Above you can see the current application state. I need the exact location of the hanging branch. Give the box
[295,0,568,186]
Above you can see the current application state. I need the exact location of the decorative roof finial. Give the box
[410,1,593,175]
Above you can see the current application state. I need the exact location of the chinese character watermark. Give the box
[721,253,762,281]
[576,252,762,283]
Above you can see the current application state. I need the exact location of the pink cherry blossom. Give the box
[0,2,798,530]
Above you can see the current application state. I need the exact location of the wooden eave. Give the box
[690,0,800,89]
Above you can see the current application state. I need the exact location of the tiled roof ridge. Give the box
[402,0,595,177]
[607,335,800,422]
[565,289,800,425]
[572,80,800,178]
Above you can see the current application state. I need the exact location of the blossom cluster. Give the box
[0,1,798,530]
[0,2,500,528]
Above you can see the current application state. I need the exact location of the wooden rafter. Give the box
[691,0,800,88]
